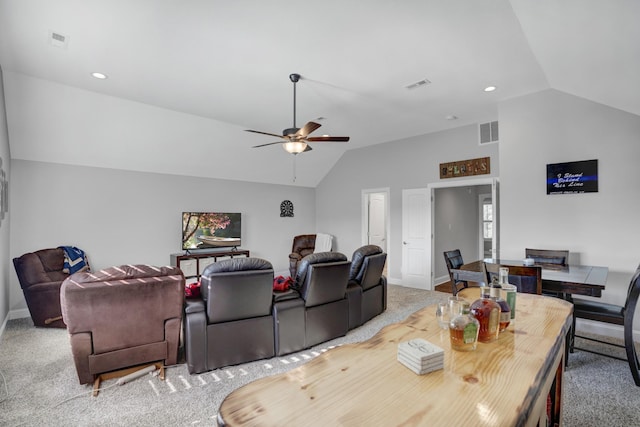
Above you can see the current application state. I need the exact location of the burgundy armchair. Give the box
[60,264,185,385]
[13,248,71,328]
[288,234,316,277]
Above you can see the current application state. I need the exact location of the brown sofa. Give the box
[13,248,70,328]
[60,264,185,385]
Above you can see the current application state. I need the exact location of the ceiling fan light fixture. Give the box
[283,141,307,154]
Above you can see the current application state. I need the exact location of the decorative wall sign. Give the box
[440,156,490,179]
[280,200,294,217]
[546,159,598,195]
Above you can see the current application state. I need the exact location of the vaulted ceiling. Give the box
[0,0,638,186]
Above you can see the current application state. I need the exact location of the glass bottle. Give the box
[470,286,500,343]
[449,301,480,351]
[490,277,511,332]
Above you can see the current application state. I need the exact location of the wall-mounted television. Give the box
[182,212,242,251]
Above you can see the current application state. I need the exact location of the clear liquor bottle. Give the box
[490,277,511,332]
[470,286,500,343]
[449,301,480,351]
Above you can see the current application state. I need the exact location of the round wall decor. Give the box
[280,200,294,217]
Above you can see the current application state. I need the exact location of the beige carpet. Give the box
[0,285,639,426]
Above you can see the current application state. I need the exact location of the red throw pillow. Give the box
[185,281,201,298]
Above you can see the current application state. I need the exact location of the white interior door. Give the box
[401,188,430,289]
[368,193,386,247]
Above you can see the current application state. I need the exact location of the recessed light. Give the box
[445,115,458,121]
[91,72,108,80]
[484,86,497,92]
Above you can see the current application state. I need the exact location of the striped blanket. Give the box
[58,246,90,274]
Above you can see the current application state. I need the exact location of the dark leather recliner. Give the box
[346,245,387,330]
[288,234,316,277]
[13,248,71,328]
[60,265,184,385]
[274,252,350,356]
[184,257,275,374]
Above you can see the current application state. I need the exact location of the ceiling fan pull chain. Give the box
[292,154,297,182]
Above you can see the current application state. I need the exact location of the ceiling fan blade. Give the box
[252,141,283,148]
[246,129,286,139]
[303,144,313,152]
[296,122,321,137]
[306,136,350,142]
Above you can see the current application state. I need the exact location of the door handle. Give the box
[403,241,408,245]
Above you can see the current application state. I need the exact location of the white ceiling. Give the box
[0,0,638,187]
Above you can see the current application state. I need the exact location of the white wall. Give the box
[499,89,640,336]
[316,124,499,283]
[8,160,315,312]
[0,67,11,330]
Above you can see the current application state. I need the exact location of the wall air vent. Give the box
[479,121,499,144]
[48,30,69,49]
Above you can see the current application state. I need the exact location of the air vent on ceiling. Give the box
[405,78,431,90]
[479,121,499,144]
[48,30,69,49]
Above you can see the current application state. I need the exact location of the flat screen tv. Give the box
[182,212,242,251]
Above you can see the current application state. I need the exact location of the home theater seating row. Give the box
[184,245,387,374]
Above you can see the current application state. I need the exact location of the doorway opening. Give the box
[362,188,390,277]
[427,178,499,289]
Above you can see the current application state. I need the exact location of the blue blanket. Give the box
[58,246,90,274]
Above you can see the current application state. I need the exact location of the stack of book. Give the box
[397,338,444,375]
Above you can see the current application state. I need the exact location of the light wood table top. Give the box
[217,289,573,426]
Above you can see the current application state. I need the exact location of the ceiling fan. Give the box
[246,73,350,154]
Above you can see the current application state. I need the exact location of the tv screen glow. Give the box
[182,212,241,250]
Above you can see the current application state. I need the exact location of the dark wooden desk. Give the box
[217,290,573,426]
[461,259,608,297]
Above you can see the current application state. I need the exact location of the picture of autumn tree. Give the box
[182,212,241,249]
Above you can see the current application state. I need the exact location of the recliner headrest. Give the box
[203,257,272,275]
[349,245,383,280]
[295,252,347,287]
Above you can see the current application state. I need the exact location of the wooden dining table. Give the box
[461,258,609,297]
[217,288,573,427]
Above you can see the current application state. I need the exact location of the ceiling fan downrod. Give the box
[289,73,300,132]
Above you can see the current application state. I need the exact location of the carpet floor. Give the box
[0,285,639,426]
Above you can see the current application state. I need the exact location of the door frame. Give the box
[427,177,499,289]
[361,187,390,268]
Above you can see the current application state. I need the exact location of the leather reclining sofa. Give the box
[184,245,387,374]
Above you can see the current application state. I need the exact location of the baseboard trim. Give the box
[9,308,30,320]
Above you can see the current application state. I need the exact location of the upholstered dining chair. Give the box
[525,248,569,298]
[525,248,569,267]
[570,264,640,386]
[484,263,542,295]
[444,250,468,295]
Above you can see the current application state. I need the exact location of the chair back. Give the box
[444,250,465,279]
[485,263,542,294]
[350,245,386,291]
[295,252,350,307]
[201,257,274,323]
[13,248,68,289]
[624,264,640,316]
[525,248,569,266]
[291,234,316,255]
